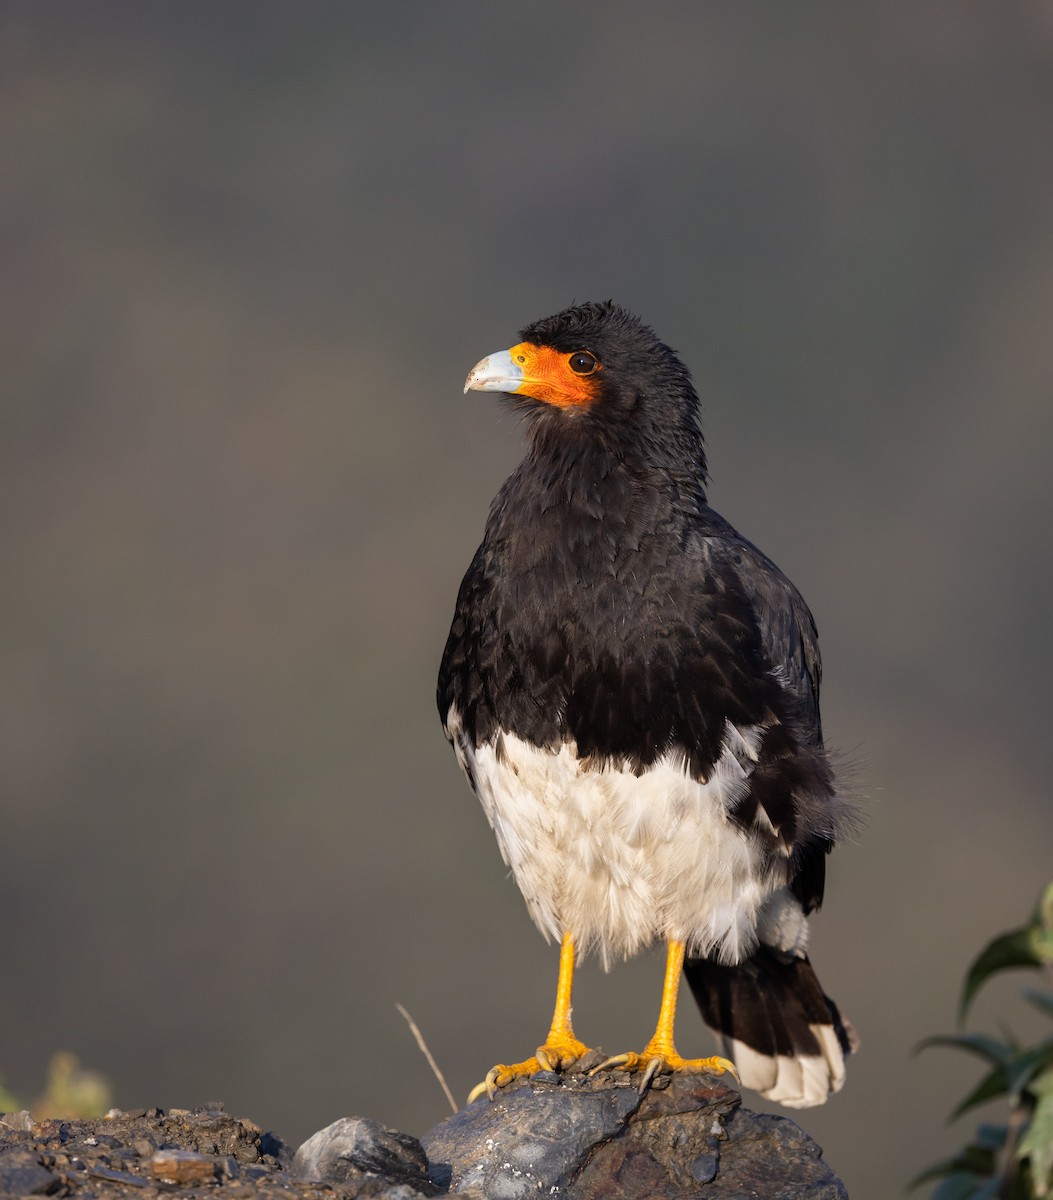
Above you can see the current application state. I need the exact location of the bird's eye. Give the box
[568,351,598,375]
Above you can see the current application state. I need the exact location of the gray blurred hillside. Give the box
[2,6,1052,1200]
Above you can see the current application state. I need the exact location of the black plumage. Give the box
[685,947,857,1070]
[438,301,856,1107]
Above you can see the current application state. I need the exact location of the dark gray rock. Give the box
[423,1071,654,1198]
[0,1147,59,1195]
[293,1116,436,1196]
[422,1071,846,1199]
[712,1109,849,1199]
[1,1087,846,1197]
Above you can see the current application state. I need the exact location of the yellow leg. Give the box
[592,940,738,1091]
[537,929,583,1065]
[468,932,591,1102]
[642,938,689,1059]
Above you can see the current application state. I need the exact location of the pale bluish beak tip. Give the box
[464,349,523,394]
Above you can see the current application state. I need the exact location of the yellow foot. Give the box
[467,1034,590,1103]
[591,1047,739,1093]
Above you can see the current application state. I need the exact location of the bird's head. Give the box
[464,301,706,482]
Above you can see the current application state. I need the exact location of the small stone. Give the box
[33,1119,66,1142]
[0,1109,33,1132]
[149,1147,219,1184]
[691,1152,719,1182]
[89,1163,148,1187]
[567,1048,608,1074]
[0,1150,58,1196]
[217,1155,240,1179]
[294,1116,433,1194]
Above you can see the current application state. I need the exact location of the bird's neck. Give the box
[518,416,708,517]
[487,422,708,566]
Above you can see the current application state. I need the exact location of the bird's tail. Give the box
[683,947,857,1109]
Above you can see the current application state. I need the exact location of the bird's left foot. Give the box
[591,1045,739,1093]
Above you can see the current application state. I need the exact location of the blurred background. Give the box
[2,4,1052,1197]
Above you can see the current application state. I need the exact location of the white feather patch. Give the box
[814,1022,849,1093]
[756,887,810,957]
[725,1034,843,1108]
[447,707,784,969]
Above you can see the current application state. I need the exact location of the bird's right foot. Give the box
[467,1032,590,1102]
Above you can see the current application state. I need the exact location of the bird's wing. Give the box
[701,515,823,739]
[698,516,833,911]
[437,542,490,743]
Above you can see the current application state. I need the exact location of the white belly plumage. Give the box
[447,707,787,970]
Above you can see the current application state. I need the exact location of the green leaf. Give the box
[1018,1066,1053,1197]
[1033,882,1053,964]
[973,1123,1010,1151]
[971,1178,1009,1200]
[918,1033,1017,1069]
[910,1141,999,1191]
[1023,988,1053,1020]
[950,1066,1009,1119]
[908,1163,949,1189]
[908,1159,964,1190]
[1005,1037,1053,1100]
[0,1075,22,1111]
[930,1174,988,1200]
[959,928,1041,1023]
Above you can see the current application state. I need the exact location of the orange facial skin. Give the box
[507,343,602,409]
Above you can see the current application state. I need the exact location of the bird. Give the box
[437,300,858,1109]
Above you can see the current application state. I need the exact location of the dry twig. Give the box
[396,1003,458,1114]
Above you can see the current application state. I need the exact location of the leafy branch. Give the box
[913,881,1053,1200]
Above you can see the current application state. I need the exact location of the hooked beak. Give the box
[464,350,523,395]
